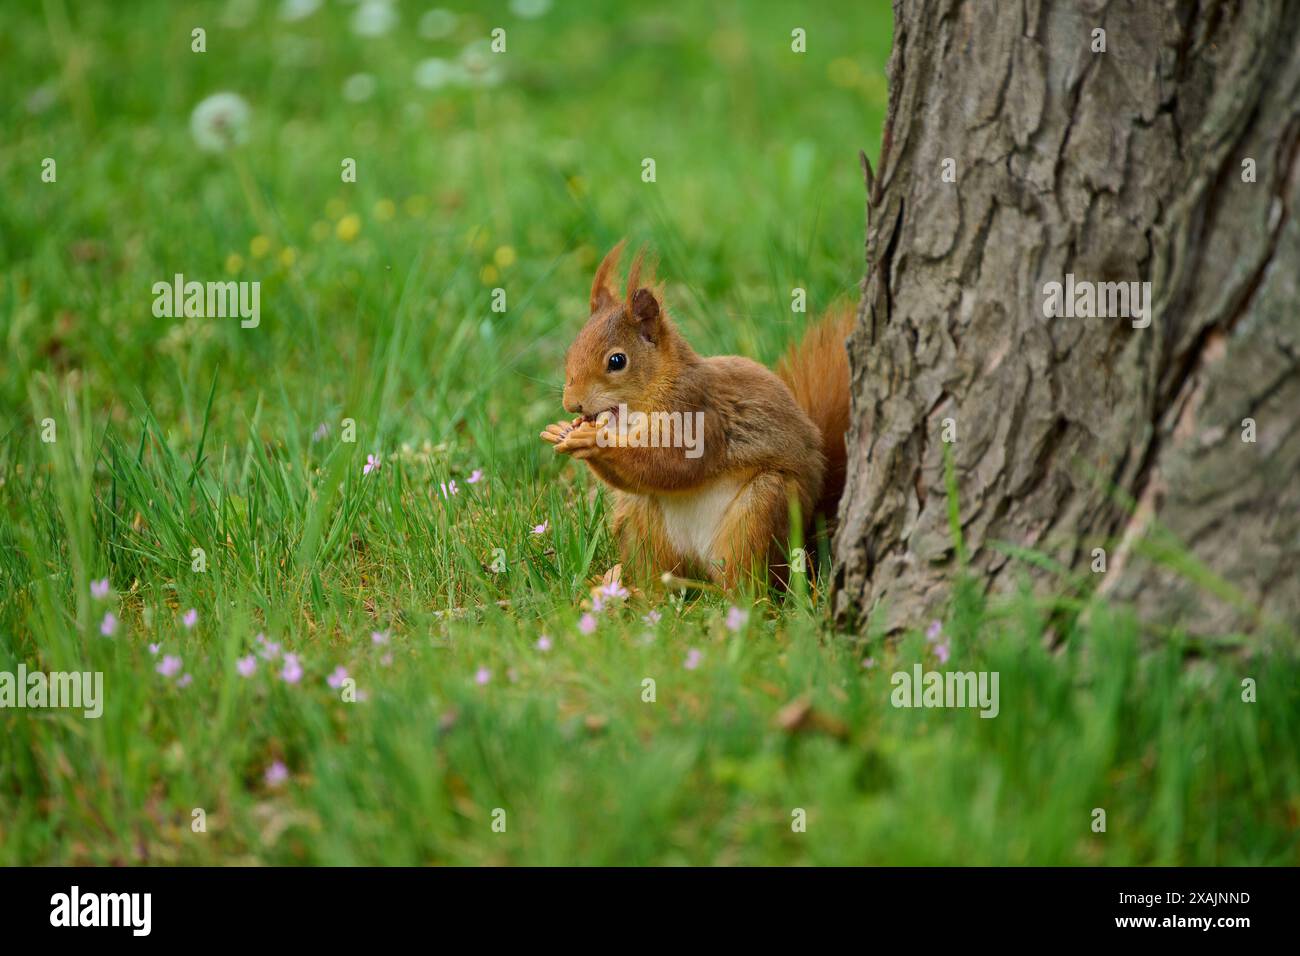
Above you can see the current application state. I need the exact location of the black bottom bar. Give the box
[3,866,1293,942]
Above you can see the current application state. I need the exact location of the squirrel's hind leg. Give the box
[610,492,693,586]
[707,472,793,590]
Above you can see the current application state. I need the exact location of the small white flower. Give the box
[343,73,377,102]
[509,0,552,19]
[351,0,397,37]
[418,9,459,39]
[190,92,251,153]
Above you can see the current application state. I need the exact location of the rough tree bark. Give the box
[834,0,1300,636]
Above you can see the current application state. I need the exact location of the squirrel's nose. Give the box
[563,392,582,415]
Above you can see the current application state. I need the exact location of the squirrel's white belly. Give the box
[656,478,745,563]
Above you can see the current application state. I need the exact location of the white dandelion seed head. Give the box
[413,57,462,90]
[418,8,459,40]
[189,92,252,152]
[457,40,504,89]
[351,0,397,37]
[343,72,377,102]
[279,0,322,21]
[509,0,552,19]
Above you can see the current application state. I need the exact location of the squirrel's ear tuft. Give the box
[630,287,661,343]
[590,240,626,313]
[623,246,657,302]
[624,245,662,342]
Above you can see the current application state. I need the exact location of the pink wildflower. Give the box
[281,653,303,684]
[265,761,289,787]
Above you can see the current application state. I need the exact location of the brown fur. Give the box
[542,243,853,590]
[775,304,855,529]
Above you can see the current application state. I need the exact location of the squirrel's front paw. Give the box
[553,420,604,459]
[539,416,584,446]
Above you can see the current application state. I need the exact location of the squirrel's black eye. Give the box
[606,353,628,372]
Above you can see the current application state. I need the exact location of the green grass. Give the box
[1,0,1297,865]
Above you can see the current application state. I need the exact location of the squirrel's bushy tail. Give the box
[775,305,855,529]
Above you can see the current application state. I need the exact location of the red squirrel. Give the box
[541,241,852,588]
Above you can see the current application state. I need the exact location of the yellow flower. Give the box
[493,245,516,269]
[861,71,888,106]
[225,253,244,274]
[325,198,347,221]
[310,220,331,242]
[373,198,396,221]
[336,214,361,242]
[250,234,272,258]
[828,57,860,88]
[279,247,297,268]
[403,194,428,217]
[480,264,499,285]
[708,28,746,65]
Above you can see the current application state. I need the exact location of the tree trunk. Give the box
[834,0,1300,636]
